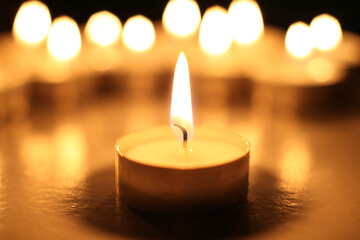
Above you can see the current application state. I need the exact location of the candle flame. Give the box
[199,6,232,55]
[228,0,264,45]
[162,0,201,37]
[13,1,51,45]
[123,15,155,52]
[47,16,81,60]
[85,11,122,46]
[310,14,342,51]
[285,22,313,58]
[170,52,193,144]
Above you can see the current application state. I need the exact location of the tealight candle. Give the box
[115,53,250,215]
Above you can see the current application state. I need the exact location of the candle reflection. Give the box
[13,1,51,45]
[21,124,86,188]
[0,153,4,216]
[21,133,52,183]
[306,57,336,83]
[280,138,311,191]
[53,124,86,187]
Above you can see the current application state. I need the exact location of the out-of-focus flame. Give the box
[310,14,342,51]
[228,0,264,45]
[162,0,201,37]
[280,138,311,190]
[285,22,313,58]
[13,1,51,44]
[123,15,155,52]
[306,57,335,83]
[199,6,232,55]
[47,16,81,60]
[170,52,193,143]
[85,11,121,46]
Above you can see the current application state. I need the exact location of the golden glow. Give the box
[162,0,201,37]
[285,22,313,58]
[20,133,52,183]
[199,6,232,55]
[280,138,311,189]
[306,57,335,82]
[228,0,264,45]
[21,125,86,187]
[123,15,155,52]
[47,16,81,60]
[13,1,51,44]
[85,11,121,46]
[54,124,86,186]
[170,52,194,143]
[310,14,342,51]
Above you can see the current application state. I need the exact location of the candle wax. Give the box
[125,138,246,169]
[116,126,250,214]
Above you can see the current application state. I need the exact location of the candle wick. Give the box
[172,123,188,150]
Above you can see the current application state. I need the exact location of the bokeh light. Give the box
[13,1,51,44]
[310,14,342,51]
[228,0,264,45]
[280,138,311,190]
[199,6,232,55]
[162,0,201,37]
[123,15,156,52]
[285,22,313,58]
[47,16,81,60]
[306,57,335,83]
[85,11,122,46]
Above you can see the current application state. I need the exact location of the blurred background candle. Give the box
[228,0,263,45]
[84,11,122,72]
[285,22,313,59]
[199,6,232,56]
[13,0,51,45]
[85,11,122,47]
[47,16,81,61]
[162,0,201,38]
[123,15,155,52]
[310,14,342,51]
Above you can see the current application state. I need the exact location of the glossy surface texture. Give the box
[0,74,360,239]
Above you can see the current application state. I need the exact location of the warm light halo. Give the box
[85,11,122,46]
[123,15,155,52]
[285,21,313,58]
[310,14,342,51]
[306,57,335,83]
[13,1,51,44]
[47,16,81,60]
[162,0,201,37]
[170,52,194,144]
[228,0,264,44]
[199,6,232,55]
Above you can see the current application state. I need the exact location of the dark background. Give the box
[0,0,359,33]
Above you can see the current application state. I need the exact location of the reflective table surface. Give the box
[0,75,360,239]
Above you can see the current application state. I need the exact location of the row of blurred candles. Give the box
[1,0,359,91]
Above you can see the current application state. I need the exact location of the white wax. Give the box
[125,138,246,169]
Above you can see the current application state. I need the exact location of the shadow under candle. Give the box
[65,166,308,239]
